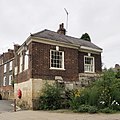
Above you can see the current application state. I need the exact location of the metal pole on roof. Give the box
[64,8,69,31]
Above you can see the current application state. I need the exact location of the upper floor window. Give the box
[14,66,18,76]
[0,59,3,65]
[50,50,64,69]
[84,56,94,73]
[24,50,29,70]
[19,53,23,73]
[3,76,6,86]
[4,64,7,73]
[9,61,13,71]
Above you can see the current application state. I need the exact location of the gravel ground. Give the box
[0,110,120,120]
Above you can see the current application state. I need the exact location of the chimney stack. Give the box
[57,23,66,35]
[14,44,21,52]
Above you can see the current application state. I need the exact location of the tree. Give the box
[80,33,91,42]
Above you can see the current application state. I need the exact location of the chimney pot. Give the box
[57,23,66,35]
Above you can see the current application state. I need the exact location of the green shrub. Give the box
[110,100,120,111]
[69,89,86,110]
[77,105,98,113]
[38,82,63,110]
[88,106,98,113]
[77,105,90,112]
[38,69,120,112]
[61,89,72,109]
[88,86,100,106]
[99,107,116,113]
[116,69,120,78]
[69,93,81,110]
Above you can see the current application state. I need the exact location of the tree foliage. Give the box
[80,33,91,42]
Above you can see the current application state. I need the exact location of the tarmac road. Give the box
[0,100,14,113]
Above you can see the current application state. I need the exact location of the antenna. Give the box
[64,8,69,31]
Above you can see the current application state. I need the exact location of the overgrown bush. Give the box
[77,105,98,113]
[38,82,63,110]
[88,106,98,113]
[116,69,120,78]
[70,69,120,112]
[38,69,120,113]
[99,107,116,113]
[69,89,81,110]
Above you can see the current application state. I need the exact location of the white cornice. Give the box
[30,37,79,50]
[80,46,102,53]
[17,36,102,54]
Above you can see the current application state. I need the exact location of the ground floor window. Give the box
[84,56,94,73]
[3,76,6,86]
[9,75,12,85]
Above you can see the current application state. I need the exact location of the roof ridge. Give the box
[31,29,102,50]
[31,29,48,36]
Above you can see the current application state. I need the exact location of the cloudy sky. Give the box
[0,0,120,68]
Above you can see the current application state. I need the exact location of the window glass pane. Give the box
[4,64,7,73]
[19,55,22,73]
[3,76,6,86]
[24,50,29,70]
[9,61,12,71]
[84,56,94,72]
[9,75,12,85]
[50,50,64,69]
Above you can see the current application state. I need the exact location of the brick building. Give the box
[0,23,102,108]
[0,49,14,99]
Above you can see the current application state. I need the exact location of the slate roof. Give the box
[31,29,102,51]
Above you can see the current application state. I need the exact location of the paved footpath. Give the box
[0,110,120,120]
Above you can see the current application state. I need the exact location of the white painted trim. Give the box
[19,52,23,73]
[81,46,102,53]
[17,36,102,54]
[3,76,6,86]
[17,36,31,54]
[50,49,65,70]
[31,37,79,49]
[4,64,7,73]
[50,68,65,70]
[9,61,13,71]
[9,75,12,85]
[84,56,95,73]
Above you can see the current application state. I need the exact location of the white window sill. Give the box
[84,71,95,73]
[50,68,65,71]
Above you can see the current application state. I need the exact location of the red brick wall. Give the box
[14,43,32,83]
[31,42,79,81]
[3,51,14,63]
[0,51,14,99]
[15,41,102,83]
[78,52,102,73]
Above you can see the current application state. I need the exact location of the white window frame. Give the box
[9,75,12,85]
[9,61,13,71]
[4,64,7,73]
[19,53,23,73]
[50,50,64,70]
[24,50,29,70]
[14,66,18,75]
[84,56,95,73]
[3,76,6,86]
